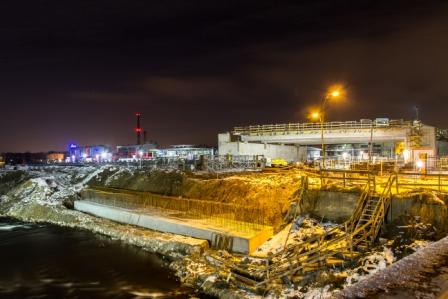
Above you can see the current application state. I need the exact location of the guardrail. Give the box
[395,172,448,193]
[233,120,412,136]
[305,168,448,193]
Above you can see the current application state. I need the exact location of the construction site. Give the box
[1,115,448,297]
[4,1,448,298]
[58,161,448,298]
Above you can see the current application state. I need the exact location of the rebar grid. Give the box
[81,188,271,233]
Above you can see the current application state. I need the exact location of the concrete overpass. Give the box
[219,119,439,163]
[233,121,414,145]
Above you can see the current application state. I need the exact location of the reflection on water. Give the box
[0,217,196,298]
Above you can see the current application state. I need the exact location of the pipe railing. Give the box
[233,120,412,136]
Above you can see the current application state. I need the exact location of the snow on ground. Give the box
[73,165,108,190]
[4,176,56,207]
[1,166,112,211]
[237,284,334,299]
[335,235,448,298]
[254,217,338,257]
[407,239,432,252]
[344,246,395,286]
[272,285,333,299]
[103,166,136,186]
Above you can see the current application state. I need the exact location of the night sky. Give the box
[1,1,448,152]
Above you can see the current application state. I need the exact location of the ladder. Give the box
[350,175,396,248]
[205,175,397,292]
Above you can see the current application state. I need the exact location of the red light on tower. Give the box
[135,113,142,145]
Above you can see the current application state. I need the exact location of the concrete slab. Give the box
[74,200,273,254]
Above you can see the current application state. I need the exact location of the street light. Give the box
[138,150,144,168]
[310,87,342,168]
[331,90,340,97]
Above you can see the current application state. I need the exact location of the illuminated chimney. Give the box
[135,113,142,145]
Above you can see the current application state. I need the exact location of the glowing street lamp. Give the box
[416,160,424,169]
[331,90,340,98]
[310,112,320,120]
[311,87,343,168]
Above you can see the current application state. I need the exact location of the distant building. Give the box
[68,144,113,163]
[115,142,158,161]
[156,145,214,160]
[47,152,66,163]
[115,143,213,161]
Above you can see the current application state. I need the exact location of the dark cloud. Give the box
[0,0,447,151]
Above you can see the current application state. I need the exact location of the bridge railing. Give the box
[233,120,411,136]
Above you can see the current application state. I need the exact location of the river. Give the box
[0,217,197,298]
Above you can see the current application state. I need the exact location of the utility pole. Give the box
[414,106,419,121]
[135,113,142,145]
[313,89,342,169]
[368,120,374,171]
[320,112,325,168]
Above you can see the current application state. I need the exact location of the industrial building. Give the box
[68,144,113,163]
[47,152,66,163]
[114,113,214,161]
[115,143,158,160]
[219,119,448,165]
[156,145,214,160]
[116,144,214,162]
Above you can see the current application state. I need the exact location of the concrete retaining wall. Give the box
[74,200,272,254]
[301,190,448,230]
[301,191,358,222]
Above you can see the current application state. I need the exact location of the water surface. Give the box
[0,217,196,298]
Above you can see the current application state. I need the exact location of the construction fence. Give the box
[307,169,448,194]
[310,156,448,173]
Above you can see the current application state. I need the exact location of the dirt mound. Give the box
[0,171,30,195]
[86,167,303,229]
[87,167,186,195]
[393,191,448,230]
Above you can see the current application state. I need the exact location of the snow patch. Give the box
[344,246,396,286]
[255,217,338,257]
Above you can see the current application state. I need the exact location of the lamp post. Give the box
[368,120,374,171]
[311,89,341,168]
[138,150,143,168]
